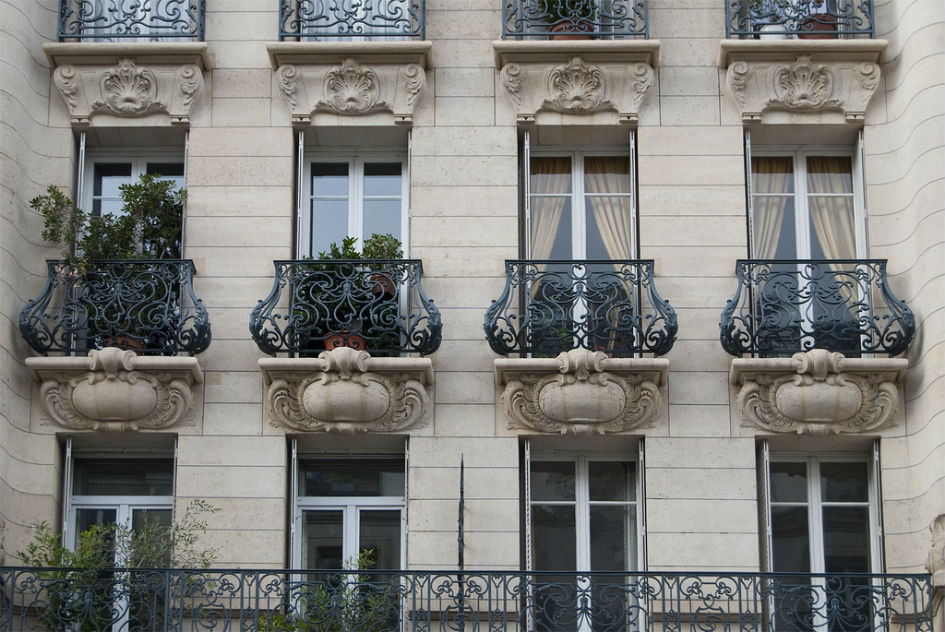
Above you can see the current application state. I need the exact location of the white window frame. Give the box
[298,151,409,259]
[81,149,186,218]
[526,144,639,260]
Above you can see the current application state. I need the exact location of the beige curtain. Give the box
[529,157,570,259]
[807,156,856,260]
[751,157,792,258]
[585,156,633,260]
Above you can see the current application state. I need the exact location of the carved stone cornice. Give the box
[266,42,431,125]
[43,43,209,127]
[493,40,659,124]
[730,349,907,436]
[718,40,887,123]
[259,348,433,434]
[494,349,668,435]
[26,348,203,432]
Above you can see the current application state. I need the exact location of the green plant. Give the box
[534,0,598,26]
[361,233,403,259]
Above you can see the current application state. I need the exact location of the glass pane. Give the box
[820,462,868,502]
[132,509,173,566]
[303,510,344,569]
[146,162,184,178]
[590,505,634,571]
[808,196,856,259]
[363,199,402,244]
[312,163,349,197]
[806,156,853,194]
[73,460,173,496]
[530,156,571,195]
[311,199,349,257]
[93,163,132,216]
[300,460,405,497]
[74,508,117,557]
[584,156,630,194]
[751,156,794,193]
[530,197,572,259]
[363,162,402,197]
[585,196,632,259]
[770,462,807,503]
[531,461,575,502]
[771,506,810,573]
[589,461,633,501]
[532,504,576,571]
[359,510,401,570]
[823,507,870,573]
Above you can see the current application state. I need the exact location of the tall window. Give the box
[83,152,185,218]
[300,155,406,258]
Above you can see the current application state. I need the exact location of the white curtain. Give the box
[585,156,633,260]
[807,156,856,260]
[529,156,570,259]
[751,157,792,258]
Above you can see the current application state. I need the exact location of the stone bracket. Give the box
[43,43,209,127]
[493,40,659,125]
[495,349,668,435]
[730,349,907,436]
[259,347,433,434]
[267,42,431,126]
[27,348,203,432]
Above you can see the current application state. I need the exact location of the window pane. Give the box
[311,199,349,257]
[585,196,631,259]
[751,156,794,193]
[312,163,349,197]
[806,156,852,194]
[809,196,856,259]
[588,461,633,501]
[363,199,402,244]
[530,156,571,195]
[770,462,807,503]
[146,162,184,179]
[93,163,132,216]
[132,509,173,566]
[584,156,630,194]
[823,507,870,573]
[74,508,117,554]
[300,460,404,497]
[820,462,868,502]
[531,461,575,501]
[302,510,344,569]
[359,510,401,570]
[363,162,402,196]
[532,504,576,571]
[590,505,634,571]
[73,460,173,496]
[771,506,810,572]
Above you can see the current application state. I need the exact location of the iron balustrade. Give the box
[58,0,206,41]
[279,0,425,40]
[724,0,874,38]
[484,260,677,357]
[503,0,648,39]
[19,260,211,357]
[0,567,933,631]
[250,259,441,356]
[720,259,914,358]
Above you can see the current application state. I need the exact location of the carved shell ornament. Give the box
[323,59,382,114]
[769,56,841,111]
[92,58,165,115]
[545,57,605,112]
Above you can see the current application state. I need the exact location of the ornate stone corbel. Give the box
[259,347,433,434]
[495,349,667,435]
[26,348,203,432]
[730,349,907,436]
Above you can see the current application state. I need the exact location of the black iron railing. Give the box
[19,260,211,356]
[58,0,206,41]
[502,0,648,39]
[0,567,933,631]
[720,259,914,357]
[725,0,874,38]
[250,259,441,356]
[485,260,676,357]
[279,0,425,40]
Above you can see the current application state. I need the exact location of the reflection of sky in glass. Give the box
[531,461,575,501]
[312,163,349,256]
[93,163,132,216]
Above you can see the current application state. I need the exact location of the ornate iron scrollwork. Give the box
[58,0,206,40]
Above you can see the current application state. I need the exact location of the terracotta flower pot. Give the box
[798,13,838,39]
[324,330,367,351]
[549,18,595,40]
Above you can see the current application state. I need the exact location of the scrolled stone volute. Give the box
[730,349,907,436]
[26,348,203,432]
[495,348,668,435]
[259,348,433,434]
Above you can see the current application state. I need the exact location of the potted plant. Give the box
[29,174,186,352]
[535,0,598,39]
[749,0,837,39]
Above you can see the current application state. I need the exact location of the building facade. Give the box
[1,0,943,628]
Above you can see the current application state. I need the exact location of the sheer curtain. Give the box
[751,157,792,258]
[585,156,633,260]
[807,156,856,260]
[529,157,570,259]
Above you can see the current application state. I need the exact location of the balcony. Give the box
[724,0,874,39]
[502,0,649,39]
[485,260,676,358]
[279,0,425,40]
[20,260,211,357]
[720,259,914,358]
[0,567,933,631]
[58,0,206,41]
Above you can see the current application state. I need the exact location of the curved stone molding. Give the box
[267,42,432,126]
[43,43,209,127]
[730,349,907,436]
[718,40,887,124]
[26,348,203,432]
[259,348,433,434]
[495,349,668,435]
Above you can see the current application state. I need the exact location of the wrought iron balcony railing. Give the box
[279,0,425,40]
[485,260,676,357]
[720,259,914,358]
[250,259,441,356]
[503,0,648,39]
[725,0,874,38]
[20,260,211,357]
[0,567,933,631]
[58,0,206,41]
